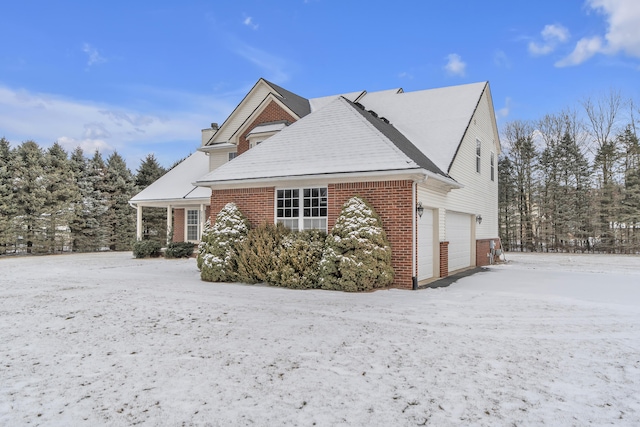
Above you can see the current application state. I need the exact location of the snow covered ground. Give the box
[1,252,639,426]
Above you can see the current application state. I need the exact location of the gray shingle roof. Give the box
[263,79,311,118]
[346,99,448,178]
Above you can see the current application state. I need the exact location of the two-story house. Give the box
[130,78,501,289]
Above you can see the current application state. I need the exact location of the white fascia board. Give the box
[130,197,210,208]
[228,93,298,143]
[198,143,236,152]
[424,170,463,191]
[194,169,433,190]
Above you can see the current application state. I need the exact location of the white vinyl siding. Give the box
[446,88,499,240]
[417,207,434,281]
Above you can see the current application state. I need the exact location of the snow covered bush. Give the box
[197,203,249,282]
[268,230,326,289]
[319,196,394,292]
[237,222,289,284]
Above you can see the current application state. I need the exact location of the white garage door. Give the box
[417,208,434,281]
[447,212,471,272]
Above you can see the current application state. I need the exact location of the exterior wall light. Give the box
[476,214,483,224]
[416,202,424,218]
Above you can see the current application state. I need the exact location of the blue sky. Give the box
[1,0,639,169]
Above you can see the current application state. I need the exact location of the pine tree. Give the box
[502,120,538,251]
[43,143,80,253]
[318,197,394,292]
[85,150,110,250]
[13,141,48,253]
[135,154,167,243]
[0,138,16,254]
[619,125,640,252]
[103,152,136,251]
[498,155,517,251]
[198,203,249,282]
[68,148,101,251]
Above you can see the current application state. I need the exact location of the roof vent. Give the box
[354,102,365,110]
[380,117,390,124]
[368,110,378,118]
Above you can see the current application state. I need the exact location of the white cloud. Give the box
[556,36,604,67]
[232,41,292,83]
[528,24,570,56]
[243,16,259,30]
[0,84,235,166]
[444,53,466,77]
[82,43,106,67]
[493,50,511,68]
[557,0,640,66]
[497,97,512,118]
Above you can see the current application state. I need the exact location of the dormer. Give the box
[246,121,289,149]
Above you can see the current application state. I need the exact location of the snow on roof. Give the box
[195,97,424,185]
[358,82,487,172]
[308,90,365,112]
[131,151,211,203]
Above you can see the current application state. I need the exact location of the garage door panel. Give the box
[447,212,471,272]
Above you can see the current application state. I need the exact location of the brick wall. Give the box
[476,238,501,266]
[439,241,449,277]
[237,101,297,155]
[328,180,414,290]
[210,187,275,228]
[173,208,185,243]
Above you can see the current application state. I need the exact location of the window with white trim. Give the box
[490,151,495,181]
[228,152,237,161]
[186,209,199,241]
[476,139,481,173]
[276,187,327,231]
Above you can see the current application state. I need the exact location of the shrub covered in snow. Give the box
[268,229,326,289]
[319,196,394,292]
[237,222,289,284]
[197,203,249,282]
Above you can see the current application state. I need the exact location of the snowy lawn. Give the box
[1,252,639,426]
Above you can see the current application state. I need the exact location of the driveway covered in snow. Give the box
[1,252,639,425]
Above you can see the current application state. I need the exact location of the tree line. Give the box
[0,138,170,255]
[499,90,640,253]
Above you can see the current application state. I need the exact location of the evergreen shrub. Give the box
[268,230,326,289]
[319,196,394,292]
[197,203,249,282]
[237,222,289,284]
[132,240,162,258]
[164,241,195,258]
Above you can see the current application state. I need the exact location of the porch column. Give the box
[199,204,205,241]
[167,205,172,245]
[136,205,142,241]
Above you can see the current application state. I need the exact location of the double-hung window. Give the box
[276,187,327,231]
[490,152,495,181]
[476,139,481,173]
[186,209,199,241]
